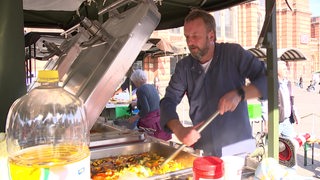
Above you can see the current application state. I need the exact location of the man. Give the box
[261,61,297,138]
[160,9,267,156]
[278,61,297,137]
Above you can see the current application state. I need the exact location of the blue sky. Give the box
[310,0,320,17]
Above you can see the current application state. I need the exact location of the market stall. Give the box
[1,0,316,179]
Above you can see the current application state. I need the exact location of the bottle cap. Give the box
[37,70,59,83]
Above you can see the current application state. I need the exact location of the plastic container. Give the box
[221,156,244,180]
[6,70,90,180]
[115,106,131,119]
[247,103,262,119]
[0,133,9,180]
[193,156,224,180]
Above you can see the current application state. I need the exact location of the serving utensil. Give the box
[161,111,220,168]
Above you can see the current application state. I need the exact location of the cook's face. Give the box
[184,18,214,61]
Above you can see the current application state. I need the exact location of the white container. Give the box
[0,133,9,180]
[221,156,244,180]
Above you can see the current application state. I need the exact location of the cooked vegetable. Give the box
[91,152,184,179]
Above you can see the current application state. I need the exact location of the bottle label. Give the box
[40,155,90,180]
[9,155,90,180]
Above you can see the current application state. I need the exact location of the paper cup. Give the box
[221,156,244,180]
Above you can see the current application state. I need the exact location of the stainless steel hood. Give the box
[40,0,160,129]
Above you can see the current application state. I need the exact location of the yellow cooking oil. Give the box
[6,70,90,180]
[8,144,90,180]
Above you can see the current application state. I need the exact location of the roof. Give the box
[23,0,253,30]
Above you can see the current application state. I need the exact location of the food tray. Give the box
[90,141,199,179]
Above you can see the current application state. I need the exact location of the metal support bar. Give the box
[0,0,26,131]
[304,142,315,166]
[265,0,279,160]
[255,0,276,49]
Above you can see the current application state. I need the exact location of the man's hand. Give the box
[218,89,242,114]
[175,126,201,146]
[218,85,261,115]
[167,119,201,146]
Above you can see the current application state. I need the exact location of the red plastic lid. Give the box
[193,156,224,178]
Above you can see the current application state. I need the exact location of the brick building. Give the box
[310,16,320,73]
[145,0,320,95]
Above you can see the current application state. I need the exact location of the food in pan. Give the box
[91,152,184,179]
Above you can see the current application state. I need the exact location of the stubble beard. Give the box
[189,39,211,63]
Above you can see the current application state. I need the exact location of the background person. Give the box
[298,76,303,89]
[307,73,319,92]
[261,61,297,138]
[128,69,172,141]
[278,61,297,138]
[160,9,267,156]
[113,68,137,100]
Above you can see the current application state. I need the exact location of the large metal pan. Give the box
[89,117,146,148]
[90,141,199,179]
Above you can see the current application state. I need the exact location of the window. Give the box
[170,57,178,75]
[213,12,221,38]
[258,0,265,8]
[132,60,142,70]
[169,27,181,34]
[257,14,262,36]
[225,9,234,39]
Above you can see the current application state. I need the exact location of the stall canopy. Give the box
[248,48,307,61]
[23,0,254,31]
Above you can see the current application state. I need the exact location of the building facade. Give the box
[146,0,320,94]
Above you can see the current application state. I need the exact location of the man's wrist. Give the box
[167,119,183,133]
[237,87,245,101]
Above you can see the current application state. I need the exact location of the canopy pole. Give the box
[264,0,279,160]
[0,0,26,131]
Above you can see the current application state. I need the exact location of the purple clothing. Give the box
[138,109,172,141]
[160,43,267,156]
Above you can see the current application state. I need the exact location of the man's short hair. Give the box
[185,9,217,41]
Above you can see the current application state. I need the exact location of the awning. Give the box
[23,0,83,11]
[22,0,253,30]
[247,48,266,61]
[138,38,181,58]
[247,48,307,61]
[148,38,179,54]
[278,48,307,61]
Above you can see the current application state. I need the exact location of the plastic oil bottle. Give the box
[6,70,90,180]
